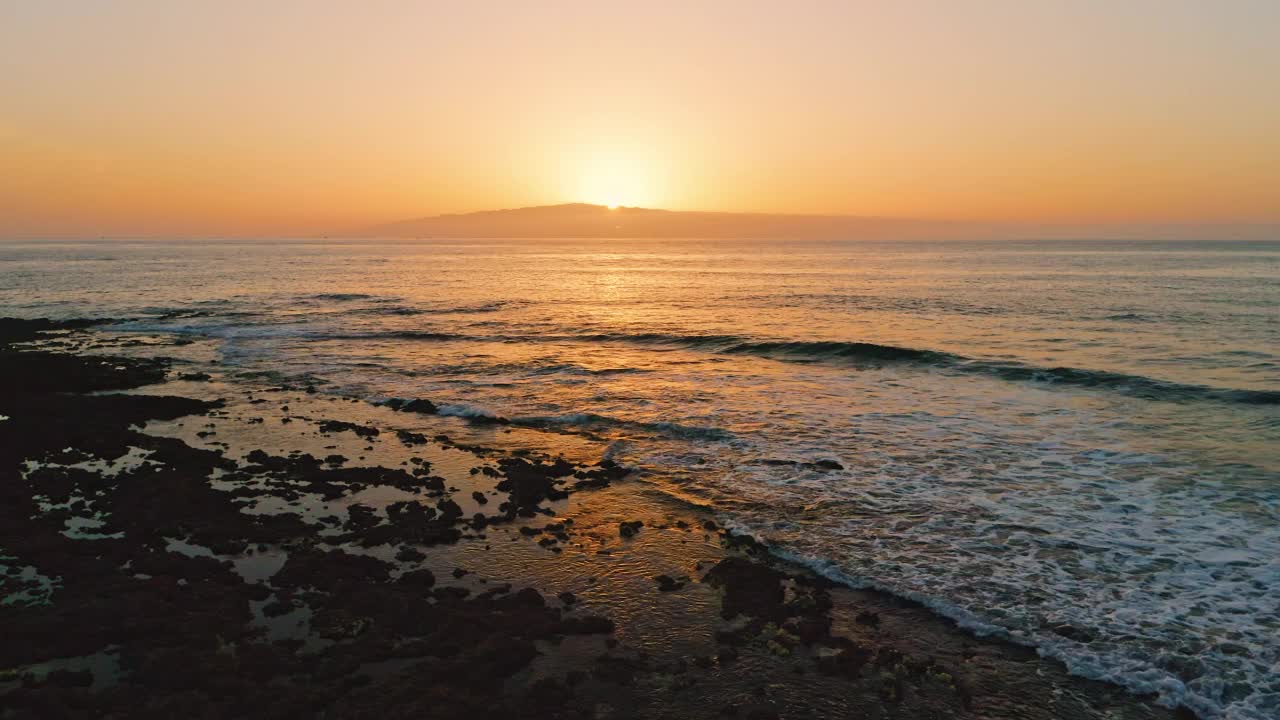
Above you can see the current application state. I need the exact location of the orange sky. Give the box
[2,1,1279,238]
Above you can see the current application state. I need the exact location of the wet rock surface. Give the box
[0,319,1188,719]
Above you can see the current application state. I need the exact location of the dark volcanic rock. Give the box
[398,568,437,589]
[655,574,686,592]
[317,419,380,438]
[395,429,430,445]
[494,457,573,515]
[703,557,788,621]
[573,459,630,489]
[395,546,427,563]
[381,397,440,414]
[274,549,393,592]
[0,320,621,720]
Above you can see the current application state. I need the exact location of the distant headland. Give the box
[358,203,1277,241]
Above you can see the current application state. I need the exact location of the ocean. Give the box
[2,238,1276,719]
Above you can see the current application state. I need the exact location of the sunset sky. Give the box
[3,1,1279,238]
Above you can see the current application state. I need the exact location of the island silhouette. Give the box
[361,203,1275,241]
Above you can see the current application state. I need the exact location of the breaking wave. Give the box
[116,316,1279,406]
[528,332,1279,406]
[430,403,735,441]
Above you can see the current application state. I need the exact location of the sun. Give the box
[578,176,646,209]
[566,145,661,209]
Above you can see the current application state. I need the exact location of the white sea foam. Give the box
[672,404,1280,720]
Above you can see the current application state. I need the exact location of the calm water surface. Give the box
[2,238,1277,719]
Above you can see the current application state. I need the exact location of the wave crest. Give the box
[431,403,734,440]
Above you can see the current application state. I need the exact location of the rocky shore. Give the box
[0,318,1192,719]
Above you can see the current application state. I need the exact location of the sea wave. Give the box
[972,362,1280,405]
[307,292,379,301]
[112,317,1279,406]
[373,330,473,341]
[546,331,1279,406]
[428,402,734,440]
[355,301,514,316]
[1102,312,1153,322]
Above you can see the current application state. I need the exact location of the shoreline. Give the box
[0,318,1192,719]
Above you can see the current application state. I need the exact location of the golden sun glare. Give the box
[567,145,661,210]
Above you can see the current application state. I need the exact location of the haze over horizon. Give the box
[359,202,1280,241]
[3,1,1280,239]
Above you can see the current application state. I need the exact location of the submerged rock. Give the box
[316,419,379,438]
[655,574,686,592]
[619,520,644,538]
[382,397,440,414]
